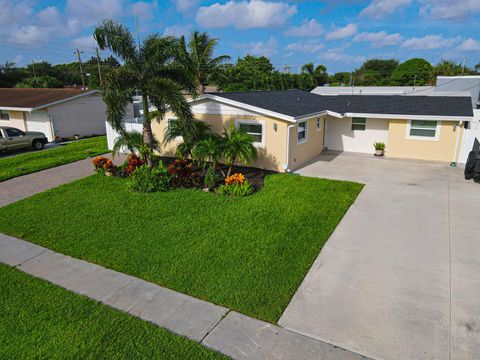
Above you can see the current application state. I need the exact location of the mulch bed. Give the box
[157,156,277,189]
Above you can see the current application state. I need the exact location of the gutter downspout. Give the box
[285,124,295,172]
[452,121,463,164]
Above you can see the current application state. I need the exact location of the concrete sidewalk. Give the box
[0,154,124,207]
[0,233,369,360]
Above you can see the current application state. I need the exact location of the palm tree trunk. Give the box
[226,156,236,178]
[141,93,154,167]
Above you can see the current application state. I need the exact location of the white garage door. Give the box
[26,113,53,141]
[325,117,389,154]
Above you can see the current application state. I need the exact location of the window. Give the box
[0,111,10,120]
[351,117,366,131]
[167,118,182,140]
[316,117,322,131]
[5,128,25,137]
[297,121,307,143]
[409,120,438,138]
[237,122,263,145]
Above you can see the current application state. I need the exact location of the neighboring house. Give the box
[311,86,432,96]
[148,89,472,171]
[0,88,107,142]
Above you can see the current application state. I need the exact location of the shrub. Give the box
[216,181,254,197]
[225,173,245,185]
[204,165,217,189]
[124,154,144,176]
[167,158,200,188]
[128,163,171,193]
[92,156,118,175]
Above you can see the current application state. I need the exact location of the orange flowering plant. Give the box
[92,156,118,175]
[225,173,245,185]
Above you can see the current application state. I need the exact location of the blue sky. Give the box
[1,0,479,73]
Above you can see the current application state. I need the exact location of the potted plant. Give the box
[373,142,385,156]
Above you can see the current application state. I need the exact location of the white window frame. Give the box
[351,117,366,131]
[235,119,265,147]
[405,120,441,141]
[316,117,322,132]
[297,120,308,144]
[0,110,10,121]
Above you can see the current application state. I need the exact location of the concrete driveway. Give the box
[279,152,480,360]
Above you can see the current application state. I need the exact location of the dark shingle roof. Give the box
[0,88,96,109]
[209,89,473,118]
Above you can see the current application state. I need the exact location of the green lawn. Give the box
[0,264,224,359]
[0,136,108,182]
[0,174,363,322]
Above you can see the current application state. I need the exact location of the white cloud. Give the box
[71,35,97,50]
[66,0,124,26]
[320,47,365,62]
[285,40,324,53]
[325,23,357,41]
[0,0,33,29]
[402,35,461,50]
[12,54,24,66]
[164,24,193,37]
[284,19,323,37]
[354,31,403,47]
[419,0,480,20]
[456,38,480,52]
[10,25,49,45]
[235,36,278,57]
[196,0,297,29]
[133,1,158,22]
[360,0,412,19]
[173,0,199,13]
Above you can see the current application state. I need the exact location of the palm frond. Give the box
[94,20,137,63]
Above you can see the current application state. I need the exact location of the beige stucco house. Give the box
[0,88,107,142]
[150,90,473,172]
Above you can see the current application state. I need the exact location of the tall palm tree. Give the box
[180,31,230,95]
[221,124,258,177]
[301,62,328,87]
[94,19,195,166]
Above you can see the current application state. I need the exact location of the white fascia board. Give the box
[200,94,296,122]
[344,112,473,122]
[0,106,32,112]
[32,90,100,111]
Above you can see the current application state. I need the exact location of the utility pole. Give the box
[75,48,85,89]
[284,64,291,74]
[413,74,417,91]
[461,58,466,75]
[95,47,103,86]
[31,60,37,78]
[133,5,141,52]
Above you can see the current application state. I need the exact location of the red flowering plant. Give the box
[167,158,200,188]
[124,154,144,176]
[92,156,118,176]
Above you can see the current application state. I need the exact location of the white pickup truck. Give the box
[0,126,48,152]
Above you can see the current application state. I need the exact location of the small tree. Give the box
[163,118,211,158]
[112,131,160,160]
[220,124,257,177]
[192,135,225,176]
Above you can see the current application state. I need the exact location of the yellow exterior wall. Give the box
[386,120,461,162]
[0,111,27,130]
[289,116,325,170]
[151,112,290,171]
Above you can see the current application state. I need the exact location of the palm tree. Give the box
[163,118,211,158]
[180,31,230,95]
[301,62,328,87]
[192,135,225,176]
[94,19,195,167]
[220,124,258,177]
[112,130,160,159]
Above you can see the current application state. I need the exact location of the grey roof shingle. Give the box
[210,89,474,118]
